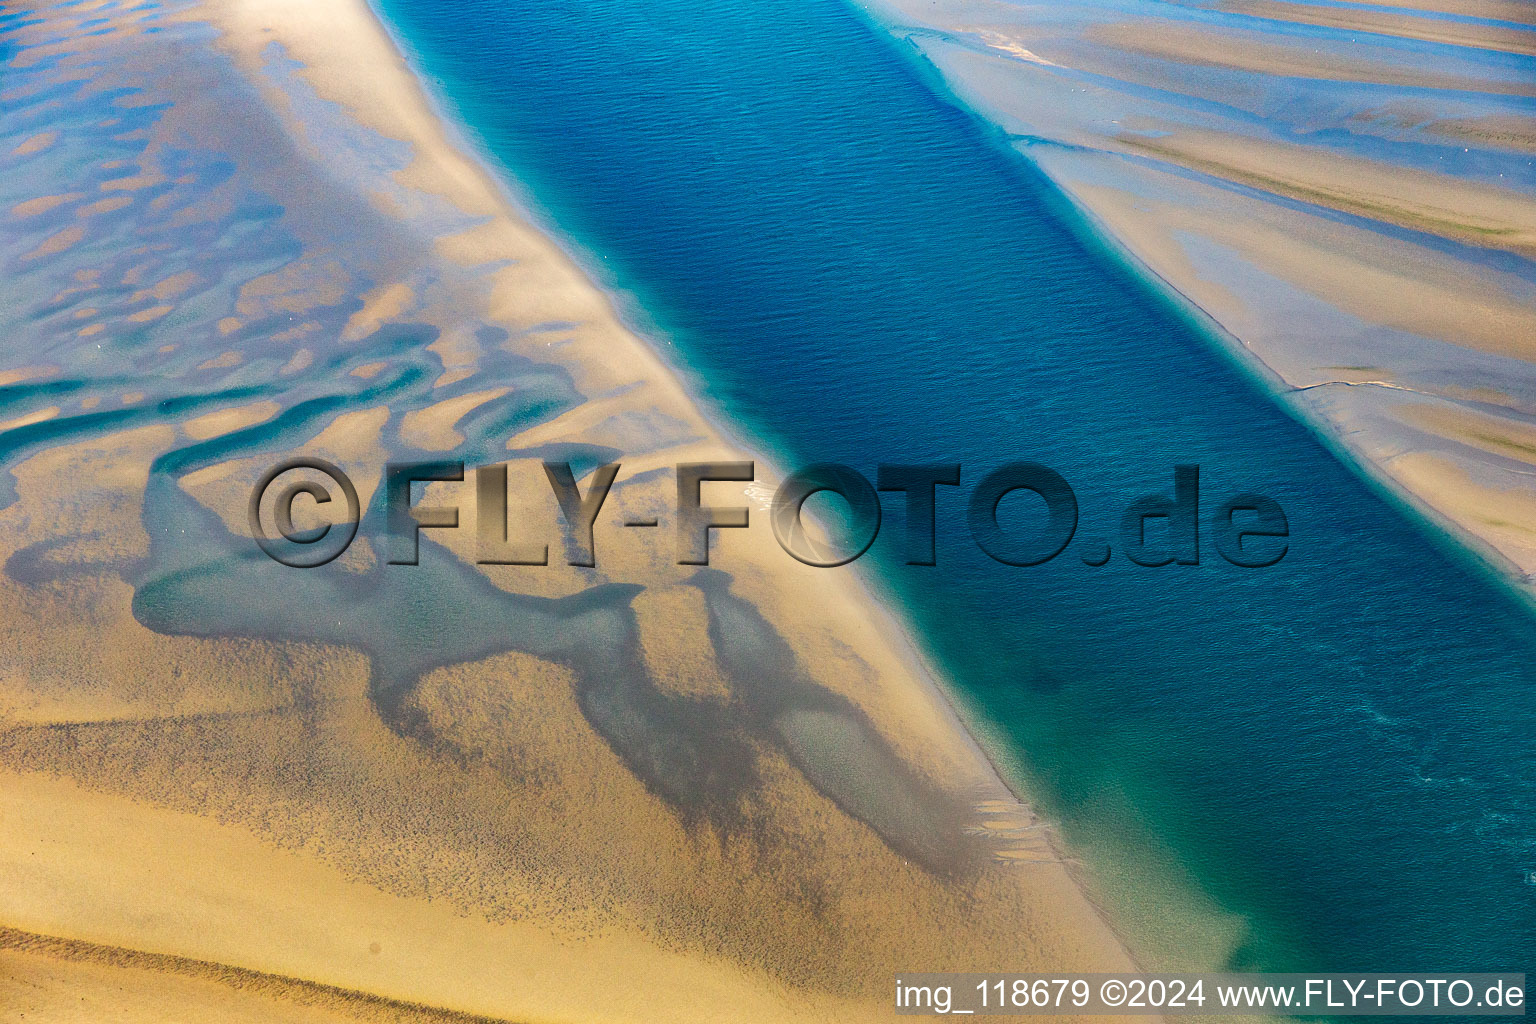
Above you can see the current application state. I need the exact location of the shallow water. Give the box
[0,0,989,921]
[371,0,1536,972]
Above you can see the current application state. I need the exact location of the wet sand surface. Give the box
[0,0,1146,1019]
[862,0,1536,585]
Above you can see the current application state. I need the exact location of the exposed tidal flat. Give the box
[3,0,1536,1022]
[857,0,1536,585]
[369,0,1536,993]
[0,0,1139,1020]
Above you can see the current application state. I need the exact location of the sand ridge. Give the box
[0,0,1152,1019]
[865,0,1536,589]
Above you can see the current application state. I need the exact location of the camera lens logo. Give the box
[248,457,361,568]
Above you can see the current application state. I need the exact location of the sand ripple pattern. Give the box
[867,0,1536,584]
[0,1,1137,1019]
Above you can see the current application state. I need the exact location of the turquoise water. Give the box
[371,0,1536,974]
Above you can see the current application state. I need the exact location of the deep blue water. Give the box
[373,0,1536,974]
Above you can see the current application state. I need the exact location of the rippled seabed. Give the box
[867,0,1536,589]
[2,0,1153,1015]
[0,0,1532,1007]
